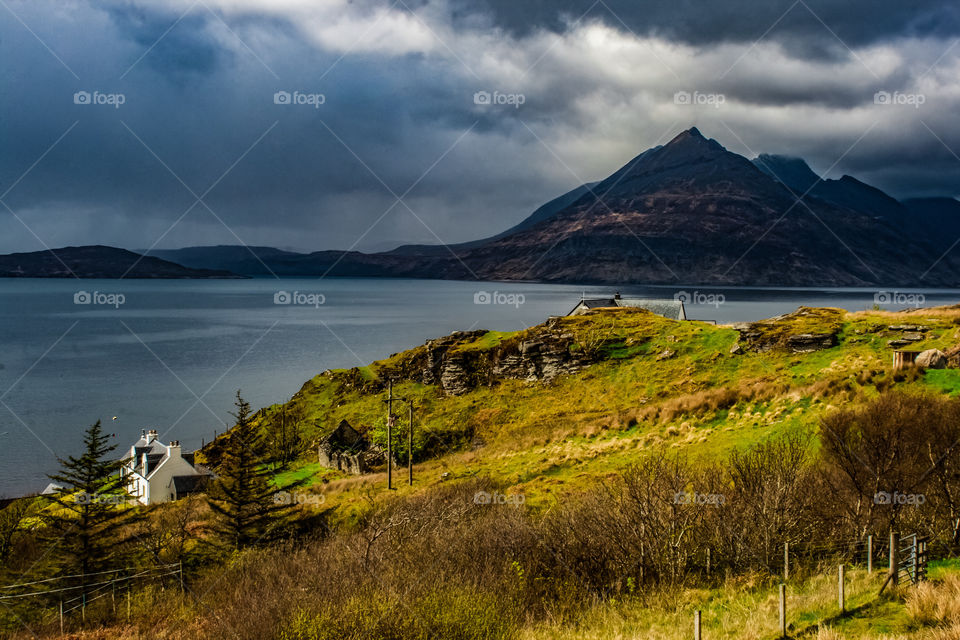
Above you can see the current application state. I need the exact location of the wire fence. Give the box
[0,561,184,629]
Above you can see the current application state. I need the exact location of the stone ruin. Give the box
[317,419,386,475]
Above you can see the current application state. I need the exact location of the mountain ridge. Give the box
[4,128,959,285]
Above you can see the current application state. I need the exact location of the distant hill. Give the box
[10,128,960,286]
[0,246,242,278]
[144,245,304,276]
[751,154,908,227]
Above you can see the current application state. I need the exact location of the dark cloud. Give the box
[0,0,958,256]
[107,5,223,77]
[457,0,960,48]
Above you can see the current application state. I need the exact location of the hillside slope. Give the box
[223,303,960,511]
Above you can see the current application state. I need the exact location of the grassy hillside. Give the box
[9,304,960,640]
[233,304,960,515]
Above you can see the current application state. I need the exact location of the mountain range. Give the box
[4,128,960,286]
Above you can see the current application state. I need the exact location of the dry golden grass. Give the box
[908,574,960,626]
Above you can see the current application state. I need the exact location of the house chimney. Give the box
[145,429,158,445]
[167,440,181,458]
[614,292,622,300]
[141,429,146,439]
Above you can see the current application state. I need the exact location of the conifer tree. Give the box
[207,391,293,550]
[44,420,131,585]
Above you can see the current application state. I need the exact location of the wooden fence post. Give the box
[59,600,63,634]
[839,564,845,613]
[779,583,787,638]
[912,536,919,583]
[694,610,701,640]
[706,548,711,579]
[867,535,873,573]
[784,542,789,582]
[890,530,899,587]
[920,539,928,581]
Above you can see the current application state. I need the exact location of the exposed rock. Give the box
[439,355,472,396]
[889,325,928,332]
[785,333,836,353]
[901,332,924,342]
[945,344,960,368]
[729,343,742,355]
[656,349,676,361]
[420,321,604,395]
[916,349,947,369]
[734,307,842,353]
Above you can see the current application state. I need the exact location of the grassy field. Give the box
[236,304,960,517]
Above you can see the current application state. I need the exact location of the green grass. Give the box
[210,305,960,517]
[521,568,931,640]
[928,557,960,580]
[922,369,960,396]
[268,461,341,488]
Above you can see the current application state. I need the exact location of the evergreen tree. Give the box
[207,391,293,550]
[44,420,132,585]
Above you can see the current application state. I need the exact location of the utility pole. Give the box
[386,380,394,490]
[407,401,414,486]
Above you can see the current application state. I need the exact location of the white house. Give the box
[121,429,209,505]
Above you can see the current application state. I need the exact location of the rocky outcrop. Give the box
[916,349,948,369]
[784,333,837,353]
[420,320,603,395]
[734,308,842,353]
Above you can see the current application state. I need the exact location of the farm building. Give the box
[568,293,687,320]
[121,429,211,505]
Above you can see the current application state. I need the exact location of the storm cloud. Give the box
[1,0,958,254]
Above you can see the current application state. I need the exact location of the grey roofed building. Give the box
[568,293,686,320]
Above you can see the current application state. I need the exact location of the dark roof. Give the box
[321,419,366,452]
[616,298,686,321]
[136,453,165,476]
[579,299,616,309]
[171,475,206,496]
[570,297,686,320]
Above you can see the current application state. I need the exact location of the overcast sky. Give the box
[1,0,958,254]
